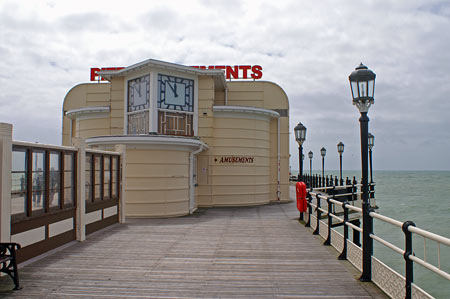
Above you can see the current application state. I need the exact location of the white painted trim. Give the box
[86,135,208,151]
[86,210,102,225]
[99,58,224,77]
[65,106,110,120]
[150,71,158,133]
[11,226,45,247]
[104,206,118,218]
[190,144,204,214]
[124,73,152,135]
[213,106,280,118]
[99,59,227,93]
[0,122,12,242]
[13,141,77,152]
[86,148,121,155]
[123,78,128,135]
[72,137,86,241]
[194,78,199,136]
[49,218,74,238]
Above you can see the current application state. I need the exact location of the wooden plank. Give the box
[0,186,386,298]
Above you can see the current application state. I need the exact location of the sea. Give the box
[292,170,450,298]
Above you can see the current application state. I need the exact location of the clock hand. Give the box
[167,82,178,97]
[173,83,178,97]
[134,84,141,97]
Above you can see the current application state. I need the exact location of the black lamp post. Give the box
[337,142,344,182]
[368,133,374,183]
[294,122,307,182]
[308,151,313,183]
[349,63,376,282]
[320,147,326,185]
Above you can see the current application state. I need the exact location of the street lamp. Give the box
[337,142,345,183]
[368,133,374,183]
[349,62,376,282]
[308,151,313,183]
[320,147,326,185]
[294,122,307,182]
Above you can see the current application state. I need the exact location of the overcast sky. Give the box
[1,0,449,171]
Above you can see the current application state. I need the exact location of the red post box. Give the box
[296,182,307,212]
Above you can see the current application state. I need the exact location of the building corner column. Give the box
[0,123,12,243]
[115,144,126,223]
[72,137,86,241]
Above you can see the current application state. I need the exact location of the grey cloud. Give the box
[58,12,133,33]
[139,7,180,30]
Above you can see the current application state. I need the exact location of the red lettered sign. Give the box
[90,65,263,81]
[90,67,125,81]
[191,65,263,80]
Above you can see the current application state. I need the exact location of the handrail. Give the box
[347,221,362,232]
[302,187,449,299]
[370,233,405,255]
[346,205,362,213]
[409,255,450,281]
[408,226,450,247]
[369,211,403,228]
[13,141,77,152]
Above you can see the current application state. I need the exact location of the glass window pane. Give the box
[128,75,150,112]
[127,111,149,135]
[64,167,73,188]
[158,74,194,112]
[368,80,375,98]
[64,187,74,206]
[358,81,367,97]
[103,156,110,199]
[11,150,27,215]
[49,153,60,208]
[65,154,73,171]
[85,154,92,201]
[158,111,193,136]
[32,151,45,211]
[351,81,359,99]
[94,156,101,200]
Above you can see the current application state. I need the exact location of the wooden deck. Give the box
[0,187,387,298]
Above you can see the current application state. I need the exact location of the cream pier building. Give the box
[62,59,290,218]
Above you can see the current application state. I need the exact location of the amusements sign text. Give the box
[214,156,255,164]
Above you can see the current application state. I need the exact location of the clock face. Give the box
[128,75,150,112]
[158,74,194,112]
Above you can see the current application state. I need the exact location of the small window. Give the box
[32,151,45,212]
[49,153,61,209]
[11,150,27,215]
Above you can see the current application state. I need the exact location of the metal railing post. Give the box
[338,201,349,260]
[402,220,416,299]
[305,193,312,227]
[352,177,357,204]
[360,205,373,282]
[313,193,321,235]
[324,197,332,245]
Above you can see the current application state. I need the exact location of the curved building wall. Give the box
[62,61,291,218]
[77,117,110,140]
[125,148,190,217]
[210,112,272,206]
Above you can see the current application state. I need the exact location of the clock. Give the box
[128,75,150,112]
[158,74,194,112]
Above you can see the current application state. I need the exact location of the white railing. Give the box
[305,188,449,299]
